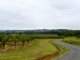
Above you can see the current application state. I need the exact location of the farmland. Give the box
[0,39,58,60]
[1,29,80,60]
[0,34,63,60]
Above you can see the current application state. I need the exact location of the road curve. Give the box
[53,40,80,60]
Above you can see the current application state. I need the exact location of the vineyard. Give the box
[0,34,62,50]
[0,34,59,60]
[0,34,34,50]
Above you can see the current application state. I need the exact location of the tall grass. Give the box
[62,37,80,46]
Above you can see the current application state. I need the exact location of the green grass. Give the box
[25,34,63,39]
[28,34,58,37]
[50,40,67,60]
[0,39,58,60]
[62,37,80,46]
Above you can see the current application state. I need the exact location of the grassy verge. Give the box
[62,37,80,46]
[50,40,67,60]
[35,39,68,60]
[0,39,58,60]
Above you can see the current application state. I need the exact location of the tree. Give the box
[13,36,17,47]
[2,35,9,49]
[20,36,26,46]
[0,35,4,42]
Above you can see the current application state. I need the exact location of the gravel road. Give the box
[53,40,80,60]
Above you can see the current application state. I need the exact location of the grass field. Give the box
[27,34,58,37]
[62,37,80,46]
[25,34,63,39]
[0,39,58,60]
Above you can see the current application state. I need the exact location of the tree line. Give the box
[0,29,80,37]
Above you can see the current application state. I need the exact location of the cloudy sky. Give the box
[0,0,80,30]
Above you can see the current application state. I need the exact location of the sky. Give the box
[0,0,80,30]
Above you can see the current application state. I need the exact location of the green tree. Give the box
[2,35,9,49]
[20,36,26,46]
[13,36,17,47]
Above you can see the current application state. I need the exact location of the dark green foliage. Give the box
[1,29,80,37]
[2,35,9,49]
[15,35,20,42]
[19,36,26,46]
[0,35,5,42]
[13,36,17,47]
[15,35,20,39]
[0,34,35,49]
[76,35,80,38]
